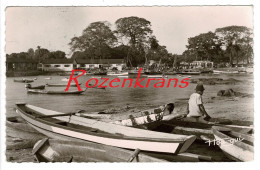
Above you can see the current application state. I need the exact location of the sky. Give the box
[5,6,253,57]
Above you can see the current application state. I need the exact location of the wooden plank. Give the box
[127,149,141,162]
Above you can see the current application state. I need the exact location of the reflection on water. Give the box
[6,73,254,117]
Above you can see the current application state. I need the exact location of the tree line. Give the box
[6,46,66,62]
[6,16,253,68]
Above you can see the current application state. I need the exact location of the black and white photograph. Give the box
[0,3,257,166]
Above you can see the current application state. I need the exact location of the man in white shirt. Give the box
[187,84,211,121]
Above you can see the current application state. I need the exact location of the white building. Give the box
[74,59,125,71]
[41,59,74,72]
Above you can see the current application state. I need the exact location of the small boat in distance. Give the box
[46,83,81,87]
[25,84,45,90]
[33,138,167,162]
[44,77,52,80]
[212,126,254,162]
[16,103,196,154]
[14,79,34,83]
[27,88,86,95]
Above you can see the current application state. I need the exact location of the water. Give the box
[6,73,254,117]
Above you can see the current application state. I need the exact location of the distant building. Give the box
[190,61,213,69]
[41,59,74,72]
[6,58,38,71]
[180,60,213,69]
[73,59,125,71]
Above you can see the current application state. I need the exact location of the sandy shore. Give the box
[5,93,253,162]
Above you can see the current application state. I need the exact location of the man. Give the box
[187,84,211,121]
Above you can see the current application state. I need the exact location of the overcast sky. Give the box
[6,6,253,56]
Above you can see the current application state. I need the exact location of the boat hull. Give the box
[16,104,196,154]
[27,89,85,94]
[212,127,254,161]
[33,138,168,162]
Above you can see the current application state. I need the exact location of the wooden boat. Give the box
[16,103,196,154]
[78,103,173,128]
[14,79,34,83]
[33,138,212,162]
[25,84,45,90]
[156,116,253,141]
[27,88,86,95]
[46,83,81,87]
[212,126,254,161]
[32,138,167,162]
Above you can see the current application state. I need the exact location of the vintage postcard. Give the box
[0,1,257,168]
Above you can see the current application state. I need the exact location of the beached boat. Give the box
[25,84,45,90]
[77,103,174,128]
[46,83,81,87]
[14,79,34,83]
[27,88,85,95]
[16,103,196,154]
[212,126,254,161]
[159,116,253,141]
[32,138,167,162]
[33,138,212,162]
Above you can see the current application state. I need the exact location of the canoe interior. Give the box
[33,138,167,162]
[18,104,113,136]
[154,120,253,141]
[212,127,254,152]
[18,104,187,143]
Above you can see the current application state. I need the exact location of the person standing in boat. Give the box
[186,84,211,121]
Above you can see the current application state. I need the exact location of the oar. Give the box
[127,148,141,162]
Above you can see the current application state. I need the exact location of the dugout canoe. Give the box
[32,138,167,162]
[46,83,81,87]
[212,126,254,161]
[33,138,212,162]
[16,103,196,154]
[77,103,174,129]
[164,116,253,132]
[14,79,34,83]
[25,84,45,90]
[27,88,86,95]
[155,115,253,141]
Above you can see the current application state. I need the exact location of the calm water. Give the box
[6,73,254,117]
